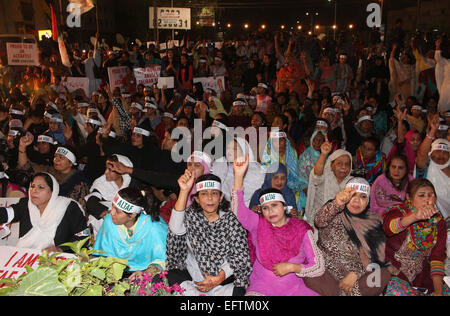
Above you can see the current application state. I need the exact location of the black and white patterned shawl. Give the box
[166,207,252,288]
[112,97,131,136]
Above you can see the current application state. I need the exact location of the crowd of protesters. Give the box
[0,19,449,296]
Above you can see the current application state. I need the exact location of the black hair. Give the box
[252,111,268,127]
[362,136,381,150]
[386,154,410,191]
[31,173,54,191]
[273,114,289,129]
[191,174,231,213]
[117,187,160,222]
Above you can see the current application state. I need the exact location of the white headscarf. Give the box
[427,139,450,218]
[305,149,353,224]
[212,137,265,206]
[16,173,73,250]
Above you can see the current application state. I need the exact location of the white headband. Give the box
[132,103,146,112]
[134,127,151,137]
[316,120,329,128]
[259,192,286,206]
[188,151,212,169]
[145,102,158,110]
[270,131,287,139]
[86,118,103,127]
[430,143,449,154]
[438,125,449,131]
[78,103,90,108]
[8,130,19,137]
[196,180,221,192]
[233,101,246,107]
[44,111,53,119]
[9,109,24,116]
[98,128,117,138]
[113,193,143,214]
[48,102,58,110]
[212,120,228,131]
[346,182,370,196]
[50,116,63,123]
[412,105,423,111]
[38,135,57,145]
[56,147,77,165]
[258,83,268,89]
[357,115,373,125]
[185,95,196,104]
[163,112,176,120]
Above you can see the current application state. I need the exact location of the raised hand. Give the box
[414,202,440,222]
[19,135,33,149]
[335,187,356,207]
[178,169,196,193]
[111,161,133,175]
[320,134,333,156]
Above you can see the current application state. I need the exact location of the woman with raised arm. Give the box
[166,171,251,296]
[232,155,324,296]
[383,178,449,296]
[305,135,353,225]
[304,178,392,296]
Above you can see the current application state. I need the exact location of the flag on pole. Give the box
[68,0,96,14]
[58,33,71,68]
[50,4,58,40]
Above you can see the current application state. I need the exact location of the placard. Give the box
[193,76,225,95]
[107,66,128,92]
[134,65,161,87]
[157,77,174,89]
[150,7,191,30]
[61,77,90,97]
[6,43,39,66]
[0,246,75,282]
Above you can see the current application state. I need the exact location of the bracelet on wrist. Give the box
[426,134,435,141]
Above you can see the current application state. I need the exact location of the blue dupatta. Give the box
[94,214,168,272]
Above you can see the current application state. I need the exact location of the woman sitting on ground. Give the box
[232,155,325,296]
[94,187,168,279]
[304,178,392,296]
[383,178,449,296]
[166,171,252,296]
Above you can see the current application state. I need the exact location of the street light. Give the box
[261,24,266,30]
[281,25,285,29]
[227,23,231,28]
[244,23,249,29]
[297,25,302,30]
[348,24,354,29]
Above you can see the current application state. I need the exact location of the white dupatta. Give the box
[16,173,72,250]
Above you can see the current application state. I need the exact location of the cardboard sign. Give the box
[157,77,174,89]
[193,76,225,95]
[107,66,128,92]
[62,77,90,97]
[0,246,75,282]
[134,65,161,87]
[6,43,39,66]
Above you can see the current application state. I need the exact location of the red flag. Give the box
[50,4,58,40]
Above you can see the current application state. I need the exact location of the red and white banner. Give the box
[107,66,128,92]
[62,77,90,97]
[0,246,75,282]
[134,65,161,87]
[6,43,39,66]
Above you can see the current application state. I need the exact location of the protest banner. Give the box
[107,66,128,92]
[61,77,90,97]
[134,65,161,87]
[193,76,225,95]
[0,199,20,247]
[0,246,75,282]
[6,43,39,66]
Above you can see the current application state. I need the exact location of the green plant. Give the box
[0,238,130,296]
